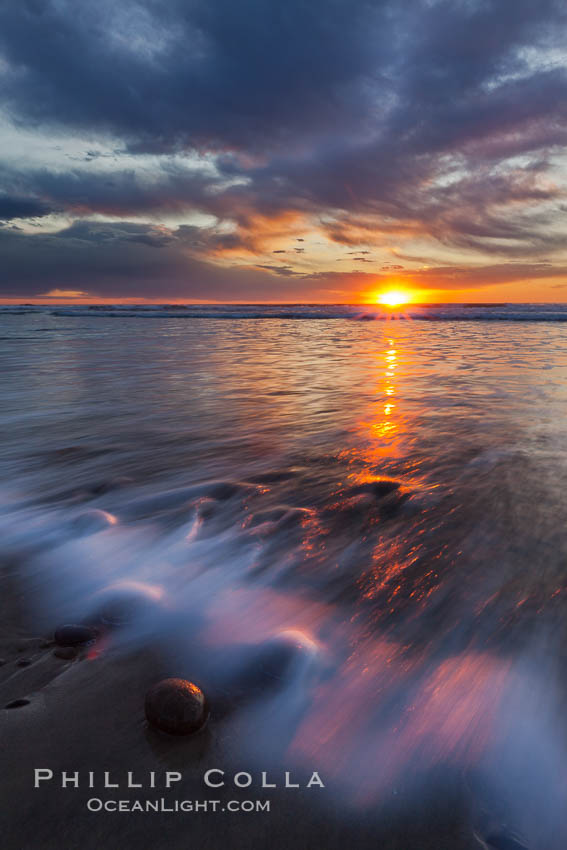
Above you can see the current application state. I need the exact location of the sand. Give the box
[0,577,484,850]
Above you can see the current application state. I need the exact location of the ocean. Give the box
[2,303,567,848]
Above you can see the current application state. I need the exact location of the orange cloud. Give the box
[41,289,90,298]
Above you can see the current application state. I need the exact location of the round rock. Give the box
[87,587,157,628]
[145,678,209,736]
[53,646,78,661]
[71,509,117,535]
[54,624,98,647]
[98,592,148,627]
[5,698,31,709]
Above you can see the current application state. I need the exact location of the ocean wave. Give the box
[45,304,567,321]
[2,303,567,322]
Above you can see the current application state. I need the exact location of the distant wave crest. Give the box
[3,303,567,322]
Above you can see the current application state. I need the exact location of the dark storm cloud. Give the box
[255,264,300,276]
[2,0,564,157]
[0,194,53,221]
[0,224,314,299]
[0,0,387,154]
[53,220,177,248]
[3,223,562,302]
[1,0,567,297]
[0,162,216,219]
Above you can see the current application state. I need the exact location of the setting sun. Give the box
[377,290,412,307]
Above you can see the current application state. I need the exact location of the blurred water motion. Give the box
[3,309,567,844]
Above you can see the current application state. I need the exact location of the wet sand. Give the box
[4,310,567,848]
[0,603,480,850]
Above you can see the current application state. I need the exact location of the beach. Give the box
[2,305,567,849]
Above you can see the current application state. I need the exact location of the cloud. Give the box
[307,261,567,292]
[0,193,53,220]
[0,0,567,298]
[0,223,316,299]
[255,264,300,277]
[54,220,177,248]
[1,218,564,303]
[0,0,387,155]
[0,162,215,220]
[41,288,89,297]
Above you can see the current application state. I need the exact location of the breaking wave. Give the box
[4,303,567,321]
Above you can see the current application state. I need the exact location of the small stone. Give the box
[90,476,133,496]
[228,629,320,696]
[54,624,98,647]
[485,830,530,850]
[145,678,209,736]
[350,479,401,498]
[99,594,145,626]
[53,446,88,461]
[53,646,78,661]
[16,659,32,667]
[5,698,31,709]
[72,509,117,534]
[87,587,158,628]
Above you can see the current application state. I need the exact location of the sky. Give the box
[0,0,567,304]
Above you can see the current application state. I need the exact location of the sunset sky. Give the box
[1,0,567,303]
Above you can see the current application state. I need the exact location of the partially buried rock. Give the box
[349,479,401,499]
[53,646,78,661]
[90,476,133,496]
[145,678,209,736]
[86,586,158,628]
[483,830,530,850]
[54,624,98,647]
[97,593,148,627]
[72,509,117,534]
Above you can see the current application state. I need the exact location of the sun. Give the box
[377,289,412,307]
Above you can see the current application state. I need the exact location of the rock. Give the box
[16,659,32,667]
[71,509,117,534]
[145,678,209,736]
[53,646,78,661]
[99,595,145,626]
[90,476,133,496]
[256,633,312,682]
[85,583,163,628]
[254,469,300,484]
[88,588,155,627]
[5,698,31,709]
[54,624,98,647]
[340,479,409,520]
[349,479,401,499]
[484,830,530,850]
[222,630,321,698]
[123,480,244,519]
[53,446,89,461]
